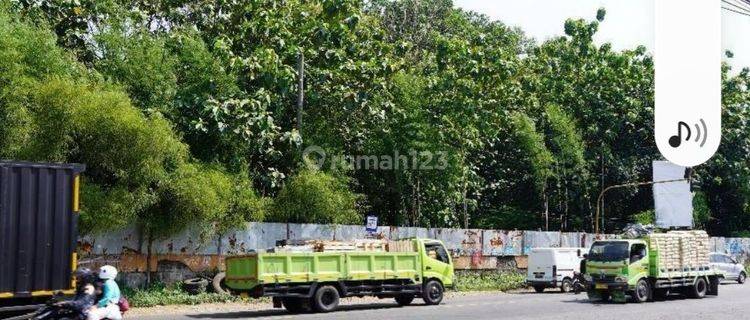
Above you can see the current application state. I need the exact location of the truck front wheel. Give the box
[422,280,444,305]
[312,285,340,312]
[632,279,651,303]
[688,278,707,299]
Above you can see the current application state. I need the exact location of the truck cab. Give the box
[419,239,455,289]
[585,239,649,302]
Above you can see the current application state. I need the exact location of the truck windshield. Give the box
[425,242,450,264]
[588,241,629,262]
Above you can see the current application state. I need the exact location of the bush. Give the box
[154,164,266,237]
[270,168,362,225]
[632,210,655,225]
[454,271,526,292]
[0,9,265,239]
[122,283,243,308]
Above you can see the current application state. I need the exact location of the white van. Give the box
[526,247,585,293]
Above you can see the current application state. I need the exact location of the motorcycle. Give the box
[31,301,85,320]
[572,271,587,294]
[4,297,84,320]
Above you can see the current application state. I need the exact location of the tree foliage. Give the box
[0,9,261,240]
[4,1,750,236]
[270,167,362,225]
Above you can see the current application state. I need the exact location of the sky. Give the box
[454,0,750,72]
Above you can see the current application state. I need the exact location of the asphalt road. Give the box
[137,283,748,320]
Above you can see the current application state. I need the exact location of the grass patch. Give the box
[122,283,245,308]
[454,271,526,292]
[123,272,527,307]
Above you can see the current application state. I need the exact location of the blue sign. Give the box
[365,215,378,232]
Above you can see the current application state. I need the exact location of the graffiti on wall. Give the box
[81,222,750,269]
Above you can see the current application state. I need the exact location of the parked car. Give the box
[526,247,586,293]
[710,252,746,284]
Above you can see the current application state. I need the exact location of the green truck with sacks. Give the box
[224,238,454,313]
[585,230,722,303]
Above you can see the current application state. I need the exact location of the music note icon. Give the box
[668,119,707,148]
[668,121,691,148]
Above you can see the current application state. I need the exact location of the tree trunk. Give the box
[563,184,569,231]
[543,191,549,231]
[598,148,605,232]
[296,51,305,134]
[146,234,153,287]
[415,179,421,226]
[462,180,469,229]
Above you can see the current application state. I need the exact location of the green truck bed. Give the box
[226,251,421,290]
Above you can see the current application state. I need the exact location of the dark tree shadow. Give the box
[186,302,422,319]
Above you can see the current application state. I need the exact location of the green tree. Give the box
[270,166,362,225]
[696,61,750,236]
[0,8,264,244]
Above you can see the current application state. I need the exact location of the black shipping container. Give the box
[0,161,85,299]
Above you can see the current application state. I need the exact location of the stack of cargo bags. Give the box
[386,240,416,252]
[650,230,710,272]
[274,239,416,253]
[650,233,682,271]
[669,230,710,269]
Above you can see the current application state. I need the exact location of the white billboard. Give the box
[653,161,692,228]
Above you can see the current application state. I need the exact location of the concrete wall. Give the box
[78,222,750,287]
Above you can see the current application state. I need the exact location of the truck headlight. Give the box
[615,276,627,283]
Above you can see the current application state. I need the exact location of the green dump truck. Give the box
[225,238,454,313]
[585,231,721,303]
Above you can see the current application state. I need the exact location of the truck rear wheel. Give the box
[395,294,415,306]
[738,272,746,284]
[422,280,444,305]
[533,285,545,293]
[312,285,340,312]
[688,278,707,299]
[631,279,651,303]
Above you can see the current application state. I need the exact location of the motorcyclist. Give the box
[573,254,588,294]
[60,268,97,316]
[86,265,122,320]
[34,268,97,320]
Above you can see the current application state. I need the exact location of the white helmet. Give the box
[99,265,118,280]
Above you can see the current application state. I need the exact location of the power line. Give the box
[723,6,750,17]
[727,0,750,9]
[722,0,750,14]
